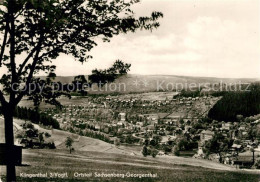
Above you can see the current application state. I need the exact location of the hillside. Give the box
[37,74,259,94]
[1,117,260,181]
[0,117,245,170]
[208,84,260,121]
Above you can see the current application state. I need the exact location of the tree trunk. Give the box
[253,150,255,164]
[4,106,16,182]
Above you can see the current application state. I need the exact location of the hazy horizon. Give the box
[51,0,260,78]
[1,0,260,79]
[39,73,260,80]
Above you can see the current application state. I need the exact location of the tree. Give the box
[142,146,148,157]
[177,138,189,151]
[163,145,172,153]
[236,115,244,122]
[65,136,74,154]
[0,0,163,180]
[114,138,120,147]
[151,149,158,158]
[44,132,51,138]
[203,133,232,162]
[89,60,131,86]
[38,132,44,145]
[143,139,149,146]
[149,139,156,146]
[173,146,180,156]
[208,84,260,121]
[251,148,255,164]
[70,75,89,94]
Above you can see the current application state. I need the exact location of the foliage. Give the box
[65,125,113,143]
[255,160,260,169]
[8,106,60,129]
[210,91,228,97]
[89,60,131,86]
[208,84,260,121]
[114,138,120,146]
[177,137,197,151]
[163,145,172,153]
[65,136,74,154]
[203,133,233,161]
[142,146,149,157]
[44,132,51,138]
[38,132,44,143]
[16,121,55,149]
[151,149,158,158]
[0,0,163,108]
[173,146,180,156]
[178,88,201,98]
[0,0,162,180]
[248,125,260,141]
[70,75,89,95]
[192,121,205,130]
[68,60,132,95]
[22,121,34,129]
[47,142,56,149]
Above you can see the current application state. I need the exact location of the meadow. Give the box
[0,148,259,182]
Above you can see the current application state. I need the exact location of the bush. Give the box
[16,130,26,139]
[151,149,158,158]
[45,132,51,138]
[47,142,56,149]
[142,146,149,157]
[255,160,260,169]
[22,122,34,129]
[173,146,180,156]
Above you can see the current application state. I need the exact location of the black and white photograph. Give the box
[0,0,260,181]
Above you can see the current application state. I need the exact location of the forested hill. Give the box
[36,74,260,93]
[208,84,260,122]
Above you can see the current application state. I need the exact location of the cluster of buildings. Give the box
[196,120,260,169]
[41,94,259,169]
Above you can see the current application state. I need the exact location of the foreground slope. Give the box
[1,149,259,182]
[1,118,260,181]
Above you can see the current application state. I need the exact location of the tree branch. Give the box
[38,31,98,61]
[0,90,7,106]
[17,46,38,77]
[14,7,25,19]
[0,17,9,67]
[8,1,17,103]
[14,34,44,105]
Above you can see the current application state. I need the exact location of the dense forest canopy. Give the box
[208,84,260,122]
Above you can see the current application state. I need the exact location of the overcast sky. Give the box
[3,0,260,78]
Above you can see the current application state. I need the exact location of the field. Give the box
[0,149,260,182]
[17,91,179,109]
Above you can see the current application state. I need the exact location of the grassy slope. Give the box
[0,149,259,182]
[1,118,260,181]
